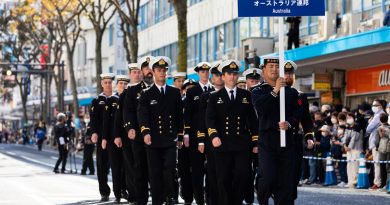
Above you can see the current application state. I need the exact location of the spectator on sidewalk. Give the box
[368,100,386,190]
[81,123,95,175]
[375,113,390,191]
[384,5,390,26]
[53,113,71,174]
[332,125,348,187]
[317,125,332,184]
[344,112,364,188]
[35,124,46,151]
[330,112,339,136]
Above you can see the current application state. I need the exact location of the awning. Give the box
[262,27,390,76]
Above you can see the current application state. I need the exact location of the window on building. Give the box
[260,17,270,37]
[109,66,113,73]
[187,36,195,67]
[138,3,149,30]
[250,17,261,37]
[188,0,203,6]
[207,29,213,61]
[109,24,114,46]
[155,0,174,23]
[215,25,224,60]
[201,31,208,62]
[225,21,235,52]
[239,18,250,40]
[77,41,86,66]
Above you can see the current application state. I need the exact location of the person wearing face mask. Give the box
[331,125,348,187]
[330,112,339,136]
[367,99,386,190]
[376,113,390,193]
[343,112,363,188]
[317,125,332,184]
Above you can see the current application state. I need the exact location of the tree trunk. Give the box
[18,82,28,125]
[172,0,187,72]
[67,50,80,118]
[95,32,103,94]
[129,22,139,63]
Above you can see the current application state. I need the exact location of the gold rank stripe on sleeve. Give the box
[184,126,191,129]
[140,126,150,133]
[252,135,259,141]
[208,128,217,136]
[197,131,206,138]
[178,132,184,136]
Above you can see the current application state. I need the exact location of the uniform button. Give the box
[159,126,162,129]
[238,122,240,125]
[170,126,172,128]
[226,127,229,130]
[159,121,161,124]
[226,132,229,135]
[159,131,162,134]
[237,117,240,119]
[226,122,229,125]
[159,116,161,119]
[169,116,172,118]
[170,131,173,133]
[170,121,172,123]
[226,117,229,120]
[237,127,240,130]
[237,132,240,135]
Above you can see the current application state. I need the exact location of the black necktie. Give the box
[203,86,207,92]
[230,90,234,101]
[160,87,164,96]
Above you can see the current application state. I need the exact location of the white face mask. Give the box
[339,121,346,126]
[386,109,390,114]
[321,132,327,137]
[372,107,379,114]
[84,119,90,124]
[347,118,354,125]
[331,118,338,124]
[337,129,344,135]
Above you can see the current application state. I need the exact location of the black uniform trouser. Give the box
[178,146,193,202]
[108,142,124,199]
[257,131,296,205]
[205,141,218,205]
[122,137,136,202]
[131,140,149,204]
[188,139,206,204]
[96,145,110,197]
[147,146,177,205]
[82,145,95,174]
[214,150,250,205]
[245,152,258,204]
[54,145,68,171]
[293,134,303,199]
[287,34,299,50]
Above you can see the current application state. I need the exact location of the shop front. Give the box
[346,64,390,108]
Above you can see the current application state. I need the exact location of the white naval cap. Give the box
[194,62,211,72]
[237,76,246,84]
[100,73,115,80]
[242,68,262,79]
[137,56,153,69]
[218,60,241,73]
[283,60,298,73]
[149,56,171,69]
[128,63,139,70]
[262,56,279,68]
[116,75,130,82]
[172,71,187,79]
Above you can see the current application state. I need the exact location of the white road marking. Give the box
[6,151,16,156]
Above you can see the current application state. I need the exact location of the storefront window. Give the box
[300,16,309,36]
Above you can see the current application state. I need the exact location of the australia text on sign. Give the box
[238,0,325,17]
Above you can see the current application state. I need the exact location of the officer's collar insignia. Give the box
[105,106,108,111]
[99,101,106,105]
[158,59,166,65]
[112,103,117,106]
[217,97,224,104]
[150,100,158,105]
[194,96,200,100]
[137,93,141,99]
[229,63,237,69]
[242,97,249,104]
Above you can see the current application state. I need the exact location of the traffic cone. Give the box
[387,179,390,193]
[324,152,337,186]
[357,153,370,189]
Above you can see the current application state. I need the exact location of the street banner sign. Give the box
[238,0,325,17]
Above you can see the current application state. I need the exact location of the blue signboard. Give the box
[238,0,325,17]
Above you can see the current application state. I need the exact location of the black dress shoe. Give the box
[166,198,176,205]
[121,190,128,199]
[80,172,86,175]
[100,195,109,202]
[115,198,121,204]
[53,169,59,174]
[89,172,95,175]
